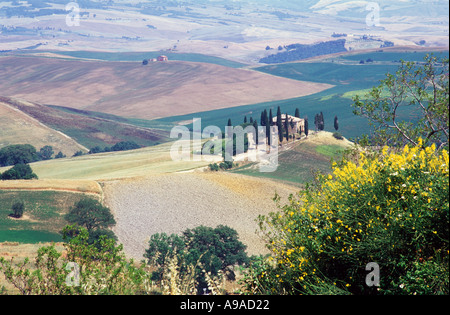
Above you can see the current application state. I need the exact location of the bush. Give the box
[245,140,449,295]
[11,201,24,218]
[209,163,219,171]
[0,226,149,295]
[333,132,344,140]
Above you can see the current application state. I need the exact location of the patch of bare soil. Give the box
[102,172,298,260]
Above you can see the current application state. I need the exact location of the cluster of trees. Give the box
[88,141,141,155]
[234,106,307,146]
[259,39,347,64]
[0,144,66,167]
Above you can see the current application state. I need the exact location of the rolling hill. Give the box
[0,96,171,151]
[0,96,88,156]
[0,55,333,120]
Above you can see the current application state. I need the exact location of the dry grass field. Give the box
[5,140,209,181]
[0,179,102,196]
[0,56,333,120]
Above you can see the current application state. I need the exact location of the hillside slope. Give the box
[0,56,333,120]
[0,96,170,150]
[0,97,88,156]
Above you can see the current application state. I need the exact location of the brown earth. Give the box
[102,171,299,260]
[0,56,333,120]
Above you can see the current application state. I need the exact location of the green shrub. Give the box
[332,132,343,140]
[244,140,449,295]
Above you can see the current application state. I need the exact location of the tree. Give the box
[145,225,249,293]
[285,113,289,142]
[227,118,232,127]
[0,144,39,167]
[38,145,54,160]
[261,109,267,126]
[1,163,38,180]
[253,120,259,146]
[110,141,140,152]
[277,106,283,143]
[304,116,309,137]
[319,112,325,130]
[295,108,300,118]
[11,201,24,218]
[243,116,247,124]
[268,109,273,146]
[334,115,339,131]
[65,198,116,235]
[352,54,449,150]
[55,151,66,159]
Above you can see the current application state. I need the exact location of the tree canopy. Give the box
[352,54,449,150]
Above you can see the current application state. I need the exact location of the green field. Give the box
[0,191,83,243]
[29,50,247,69]
[231,132,351,185]
[158,50,448,141]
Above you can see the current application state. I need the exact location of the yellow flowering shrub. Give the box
[245,141,449,294]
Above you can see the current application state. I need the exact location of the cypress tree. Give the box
[304,116,309,137]
[244,116,247,124]
[320,112,325,130]
[334,115,339,131]
[268,109,273,145]
[253,120,258,147]
[295,108,300,118]
[285,113,289,142]
[277,107,283,143]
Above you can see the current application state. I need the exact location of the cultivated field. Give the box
[0,56,333,120]
[103,171,299,259]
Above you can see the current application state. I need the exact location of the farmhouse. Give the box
[157,55,168,62]
[272,114,305,134]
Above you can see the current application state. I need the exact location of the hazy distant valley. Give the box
[1,0,448,64]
